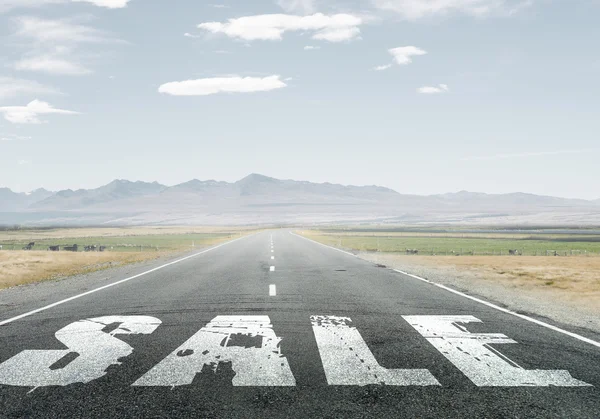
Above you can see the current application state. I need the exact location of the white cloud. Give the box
[0,76,60,99]
[0,0,61,13]
[14,55,91,75]
[417,83,449,94]
[389,46,427,65]
[198,13,363,42]
[0,133,31,141]
[159,75,287,96]
[372,0,532,20]
[14,16,117,44]
[0,0,132,12]
[303,45,320,50]
[508,0,533,15]
[0,0,131,13]
[184,32,201,38]
[313,26,361,42]
[11,17,122,76]
[0,99,80,124]
[72,0,131,8]
[373,63,392,71]
[277,0,317,14]
[18,159,30,165]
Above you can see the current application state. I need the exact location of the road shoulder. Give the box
[360,252,600,336]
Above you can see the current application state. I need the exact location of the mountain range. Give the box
[1,174,599,226]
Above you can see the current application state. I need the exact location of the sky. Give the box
[0,0,599,200]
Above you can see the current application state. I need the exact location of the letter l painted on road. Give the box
[311,315,440,386]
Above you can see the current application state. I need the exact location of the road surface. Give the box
[0,230,599,418]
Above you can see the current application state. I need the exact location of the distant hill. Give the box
[0,188,53,212]
[31,180,166,210]
[1,175,599,226]
[432,191,594,208]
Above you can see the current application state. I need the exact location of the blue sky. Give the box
[0,0,599,199]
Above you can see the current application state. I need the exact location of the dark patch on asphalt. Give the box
[101,322,123,334]
[195,361,236,385]
[49,352,79,370]
[223,333,263,349]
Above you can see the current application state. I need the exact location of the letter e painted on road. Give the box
[0,316,161,387]
[403,315,591,387]
[311,315,440,386]
[133,315,296,387]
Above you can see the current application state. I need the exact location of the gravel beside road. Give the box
[359,252,600,335]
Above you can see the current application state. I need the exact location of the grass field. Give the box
[0,251,162,290]
[299,228,600,327]
[0,226,248,253]
[0,226,255,290]
[299,229,600,256]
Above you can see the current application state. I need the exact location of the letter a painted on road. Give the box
[0,316,161,387]
[133,316,296,387]
[311,315,440,386]
[403,315,591,387]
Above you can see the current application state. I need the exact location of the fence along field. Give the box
[302,228,600,257]
[0,229,244,253]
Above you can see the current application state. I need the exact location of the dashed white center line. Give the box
[271,249,274,253]
[270,266,275,272]
[271,256,274,260]
[269,284,276,296]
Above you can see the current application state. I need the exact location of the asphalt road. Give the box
[0,230,599,418]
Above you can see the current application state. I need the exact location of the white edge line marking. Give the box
[269,284,276,296]
[392,269,600,349]
[270,266,275,272]
[290,231,600,349]
[0,234,253,327]
[290,231,357,257]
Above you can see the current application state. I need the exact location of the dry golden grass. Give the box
[0,227,254,290]
[0,251,166,290]
[419,255,600,289]
[366,254,600,313]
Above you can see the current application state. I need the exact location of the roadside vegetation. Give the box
[0,226,254,290]
[298,227,600,330]
[300,227,600,256]
[0,226,250,252]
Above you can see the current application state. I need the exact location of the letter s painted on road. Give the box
[0,316,161,387]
